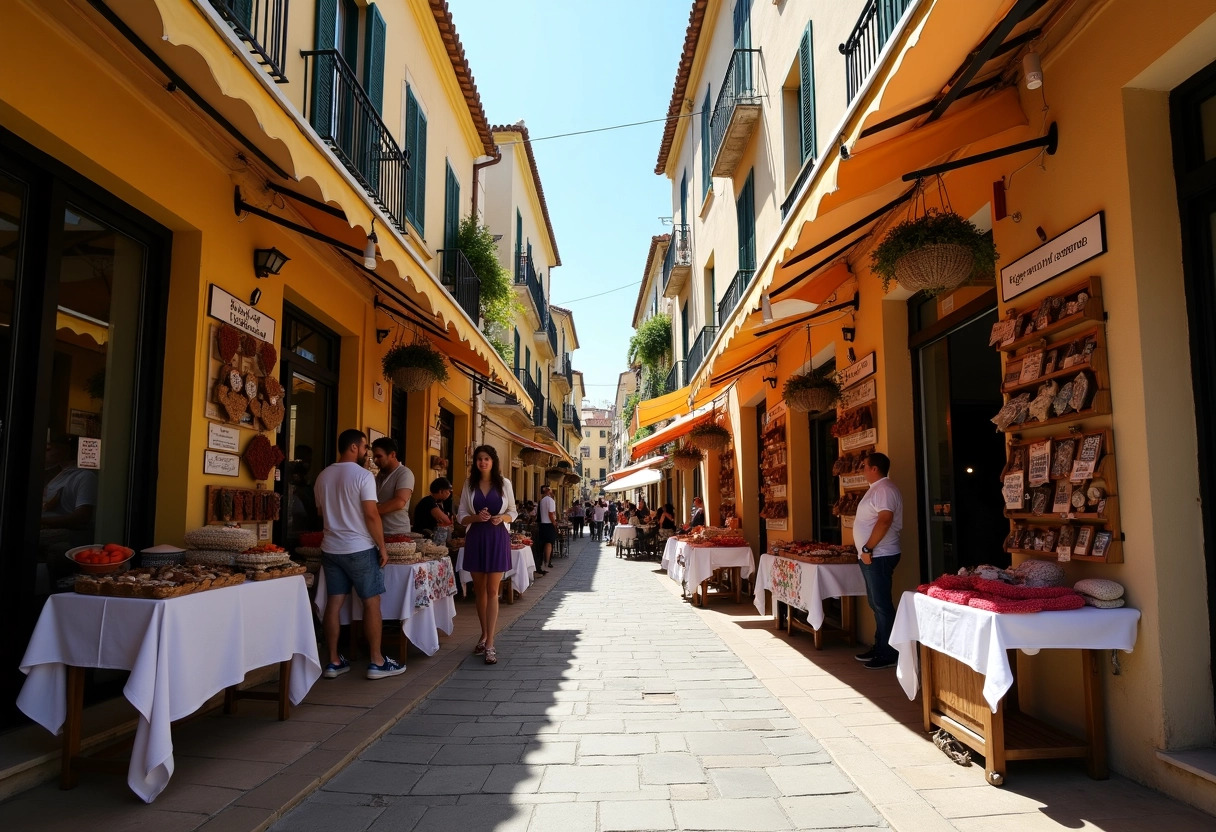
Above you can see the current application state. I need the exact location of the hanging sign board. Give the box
[837,352,876,389]
[999,212,1106,302]
[208,423,241,453]
[765,518,788,531]
[840,428,878,452]
[838,377,877,410]
[203,450,241,477]
[208,284,276,344]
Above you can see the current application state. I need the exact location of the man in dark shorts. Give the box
[536,484,557,574]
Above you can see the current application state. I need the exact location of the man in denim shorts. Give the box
[315,429,405,680]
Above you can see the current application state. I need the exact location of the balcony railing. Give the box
[664,360,686,394]
[709,49,762,174]
[545,316,558,356]
[717,268,755,329]
[301,50,409,233]
[661,224,692,292]
[553,352,574,388]
[438,249,481,324]
[781,156,816,219]
[686,325,719,377]
[840,0,914,103]
[546,405,560,436]
[514,367,543,422]
[209,0,290,83]
[515,253,547,326]
[563,404,581,436]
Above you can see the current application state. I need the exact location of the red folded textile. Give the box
[920,574,1086,613]
[966,596,1045,614]
[925,586,978,605]
[971,578,1076,599]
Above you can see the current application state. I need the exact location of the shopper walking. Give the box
[591,499,606,541]
[537,484,557,573]
[854,451,904,670]
[456,445,517,665]
[605,499,617,539]
[568,500,584,538]
[315,429,404,680]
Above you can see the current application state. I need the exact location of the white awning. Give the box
[603,467,663,493]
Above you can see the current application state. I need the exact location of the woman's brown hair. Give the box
[467,444,505,495]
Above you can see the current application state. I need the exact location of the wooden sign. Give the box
[204,450,241,477]
[208,284,276,343]
[840,474,868,491]
[838,377,877,410]
[841,428,878,452]
[837,352,876,389]
[1000,212,1107,301]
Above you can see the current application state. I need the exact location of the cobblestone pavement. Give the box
[270,538,886,832]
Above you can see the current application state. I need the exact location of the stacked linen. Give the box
[918,574,1085,613]
[1074,578,1126,608]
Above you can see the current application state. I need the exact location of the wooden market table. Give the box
[890,590,1140,786]
[753,554,868,649]
[18,576,321,802]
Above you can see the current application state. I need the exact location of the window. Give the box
[600,430,606,438]
[737,169,756,270]
[513,329,520,370]
[701,85,712,198]
[581,446,590,458]
[515,209,523,279]
[599,447,607,459]
[443,161,460,251]
[782,24,817,193]
[599,468,606,480]
[404,86,427,233]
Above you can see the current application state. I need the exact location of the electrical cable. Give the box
[552,280,643,304]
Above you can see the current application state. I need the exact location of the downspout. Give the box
[471,147,503,220]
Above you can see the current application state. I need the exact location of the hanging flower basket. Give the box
[519,448,547,467]
[784,365,842,414]
[871,209,998,295]
[556,460,571,471]
[544,468,566,484]
[382,341,449,392]
[688,423,730,452]
[563,473,581,487]
[672,446,704,471]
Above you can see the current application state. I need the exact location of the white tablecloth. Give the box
[455,546,535,595]
[313,559,457,656]
[660,539,754,596]
[18,578,320,803]
[890,590,1141,711]
[611,525,638,545]
[753,554,868,630]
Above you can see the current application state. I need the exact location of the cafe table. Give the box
[661,538,754,606]
[454,545,535,603]
[314,557,457,656]
[18,576,321,803]
[610,524,637,552]
[889,590,1140,786]
[753,554,867,648]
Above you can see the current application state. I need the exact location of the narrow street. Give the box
[270,538,884,832]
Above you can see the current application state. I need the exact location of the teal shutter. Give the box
[515,210,523,279]
[232,0,254,29]
[700,86,712,197]
[444,162,460,252]
[679,171,688,225]
[311,0,338,135]
[798,24,816,164]
[363,3,386,114]
[404,88,427,233]
[514,329,521,370]
[414,108,427,233]
[736,169,756,270]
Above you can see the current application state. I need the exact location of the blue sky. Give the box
[454,0,689,408]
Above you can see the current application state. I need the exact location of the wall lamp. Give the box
[376,327,391,344]
[761,293,774,324]
[841,327,856,342]
[253,246,289,278]
[363,218,379,270]
[1022,51,1043,90]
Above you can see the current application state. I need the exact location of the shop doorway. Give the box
[0,131,168,728]
[912,302,1007,581]
[753,406,768,555]
[1171,58,1216,712]
[809,410,841,544]
[278,305,339,548]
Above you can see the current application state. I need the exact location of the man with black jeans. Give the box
[536,485,557,575]
[853,452,903,670]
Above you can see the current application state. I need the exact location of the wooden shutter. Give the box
[363,3,386,114]
[232,0,253,28]
[700,86,712,197]
[514,329,520,370]
[736,170,756,270]
[444,162,460,252]
[404,88,427,233]
[515,210,523,279]
[311,0,338,134]
[798,24,816,164]
[414,108,427,234]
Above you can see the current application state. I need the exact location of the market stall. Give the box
[660,528,754,606]
[18,575,320,802]
[753,542,867,648]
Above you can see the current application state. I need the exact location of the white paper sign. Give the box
[208,422,241,453]
[1027,440,1052,487]
[77,437,101,470]
[1000,212,1107,302]
[208,284,276,343]
[840,428,878,452]
[840,474,868,491]
[765,518,788,530]
[258,523,270,540]
[1003,473,1024,510]
[204,450,241,477]
[838,377,877,410]
[837,352,876,389]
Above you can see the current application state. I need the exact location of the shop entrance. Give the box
[753,406,767,555]
[0,131,168,728]
[912,300,1007,581]
[1171,57,1216,712]
[809,410,841,544]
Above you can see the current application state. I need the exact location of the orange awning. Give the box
[630,406,715,460]
[494,425,561,457]
[636,385,691,429]
[606,455,668,482]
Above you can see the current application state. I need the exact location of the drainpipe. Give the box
[471,147,502,221]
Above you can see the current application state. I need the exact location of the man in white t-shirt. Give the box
[852,451,904,670]
[370,437,414,536]
[314,429,404,681]
[537,485,557,574]
[591,500,607,541]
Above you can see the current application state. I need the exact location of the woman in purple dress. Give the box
[456,445,517,664]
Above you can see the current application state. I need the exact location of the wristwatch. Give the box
[862,545,873,554]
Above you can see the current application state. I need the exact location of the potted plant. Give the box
[688,422,731,452]
[784,364,842,414]
[871,209,998,294]
[672,445,704,471]
[382,340,449,392]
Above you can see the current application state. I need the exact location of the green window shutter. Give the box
[700,86,712,197]
[798,24,816,164]
[404,88,427,233]
[311,0,338,134]
[515,210,523,279]
[514,329,521,370]
[232,0,254,29]
[363,3,386,114]
[414,109,427,234]
[444,162,460,252]
[736,169,756,269]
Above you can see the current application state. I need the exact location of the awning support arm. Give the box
[235,187,362,254]
[901,122,1058,182]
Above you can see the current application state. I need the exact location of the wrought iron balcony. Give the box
[563,404,581,436]
[209,0,290,83]
[551,353,574,390]
[686,325,719,377]
[709,49,762,178]
[514,366,543,418]
[664,360,686,394]
[301,50,409,233]
[438,249,481,325]
[515,253,547,327]
[717,268,754,329]
[661,224,693,297]
[840,0,914,104]
[544,316,558,356]
[546,405,560,437]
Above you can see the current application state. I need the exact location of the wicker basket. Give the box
[894,244,974,293]
[544,468,565,484]
[672,450,703,471]
[563,473,581,487]
[786,386,837,413]
[519,448,547,466]
[390,366,440,392]
[688,425,730,452]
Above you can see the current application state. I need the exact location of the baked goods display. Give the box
[75,564,246,598]
[771,540,858,564]
[718,438,736,525]
[675,527,747,547]
[184,525,257,567]
[831,491,864,517]
[235,544,292,571]
[246,561,308,581]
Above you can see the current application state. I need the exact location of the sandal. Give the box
[484,647,497,665]
[473,640,486,655]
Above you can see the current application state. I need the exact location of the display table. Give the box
[753,554,867,648]
[890,591,1140,786]
[314,558,457,656]
[454,546,535,603]
[661,539,754,606]
[611,525,637,553]
[18,577,321,802]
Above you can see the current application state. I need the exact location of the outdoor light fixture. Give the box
[253,247,289,278]
[841,327,856,342]
[761,293,774,324]
[376,328,391,344]
[847,347,857,364]
[363,218,379,270]
[1022,51,1043,90]
[249,287,262,307]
